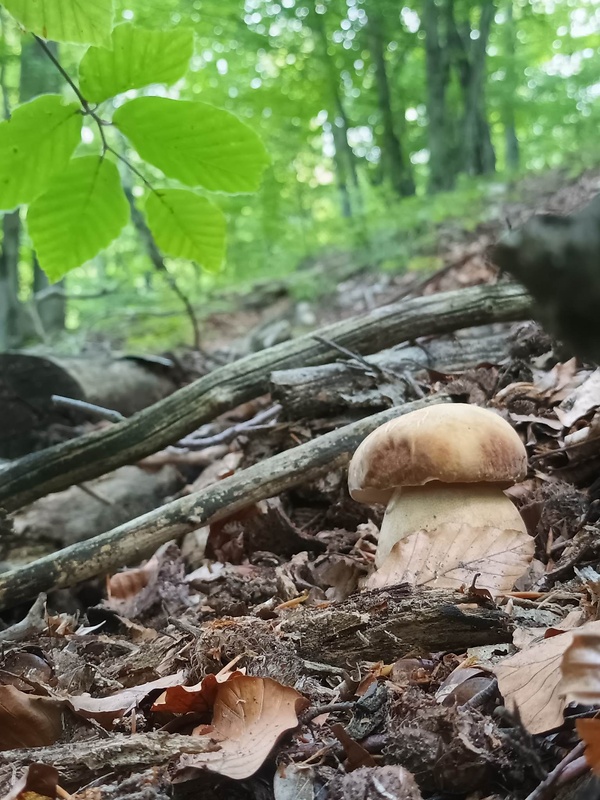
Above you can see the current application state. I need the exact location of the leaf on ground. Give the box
[366,523,534,594]
[174,675,309,781]
[495,620,600,734]
[27,156,130,281]
[2,763,59,800]
[2,0,113,46]
[560,629,600,705]
[577,719,600,775]
[145,189,226,271]
[0,685,65,749]
[67,671,186,728]
[152,664,245,715]
[555,369,600,428]
[0,95,82,211]
[113,97,270,193]
[79,23,194,104]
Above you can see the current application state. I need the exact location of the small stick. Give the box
[52,395,125,423]
[524,741,587,800]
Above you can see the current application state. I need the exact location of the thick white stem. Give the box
[376,483,527,567]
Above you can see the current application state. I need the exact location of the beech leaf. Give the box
[0,685,65,749]
[174,675,308,780]
[367,522,534,594]
[495,620,600,734]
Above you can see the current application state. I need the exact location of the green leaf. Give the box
[113,97,270,194]
[0,95,82,212]
[27,156,129,281]
[79,23,194,104]
[2,0,114,46]
[145,189,226,272]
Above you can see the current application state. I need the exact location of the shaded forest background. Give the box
[1,0,599,352]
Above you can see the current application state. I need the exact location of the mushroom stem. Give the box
[376,483,528,567]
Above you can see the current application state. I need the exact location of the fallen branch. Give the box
[0,283,531,511]
[0,396,448,610]
[279,585,513,665]
[193,585,513,669]
[0,732,214,789]
[271,326,512,418]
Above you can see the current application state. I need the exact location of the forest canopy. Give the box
[0,0,598,351]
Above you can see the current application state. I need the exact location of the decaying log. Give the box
[0,353,178,458]
[10,465,183,551]
[271,326,511,418]
[0,395,450,610]
[0,283,532,511]
[194,586,513,671]
[279,585,513,665]
[0,732,213,790]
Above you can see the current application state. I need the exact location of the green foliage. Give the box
[145,189,226,272]
[2,0,113,46]
[0,95,81,211]
[79,22,194,103]
[0,0,269,285]
[27,156,129,281]
[113,97,270,194]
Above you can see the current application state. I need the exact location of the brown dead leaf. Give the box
[331,722,377,769]
[367,523,534,594]
[152,665,244,715]
[0,685,65,749]
[174,675,309,781]
[560,630,600,706]
[2,763,59,800]
[495,620,600,734]
[577,719,600,775]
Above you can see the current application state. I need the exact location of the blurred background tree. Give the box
[0,0,598,351]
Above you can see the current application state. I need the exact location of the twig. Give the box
[0,396,449,609]
[524,741,587,800]
[312,334,384,377]
[176,404,282,449]
[51,395,125,423]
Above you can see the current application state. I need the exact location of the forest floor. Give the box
[1,168,600,799]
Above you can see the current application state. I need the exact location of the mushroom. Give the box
[348,403,528,567]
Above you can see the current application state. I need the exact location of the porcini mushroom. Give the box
[348,403,528,567]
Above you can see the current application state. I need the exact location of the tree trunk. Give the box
[366,7,415,197]
[0,211,23,350]
[446,0,496,176]
[33,258,66,334]
[311,6,361,218]
[422,0,457,192]
[502,0,520,170]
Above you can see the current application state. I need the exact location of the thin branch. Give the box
[51,394,125,423]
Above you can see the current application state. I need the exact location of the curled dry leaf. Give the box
[174,675,309,781]
[0,685,65,749]
[367,523,534,594]
[2,763,59,800]
[68,670,187,728]
[152,666,245,714]
[495,620,600,734]
[577,719,600,775]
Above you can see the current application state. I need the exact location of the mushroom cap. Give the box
[348,403,527,504]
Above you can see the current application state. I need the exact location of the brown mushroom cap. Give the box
[348,403,527,504]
